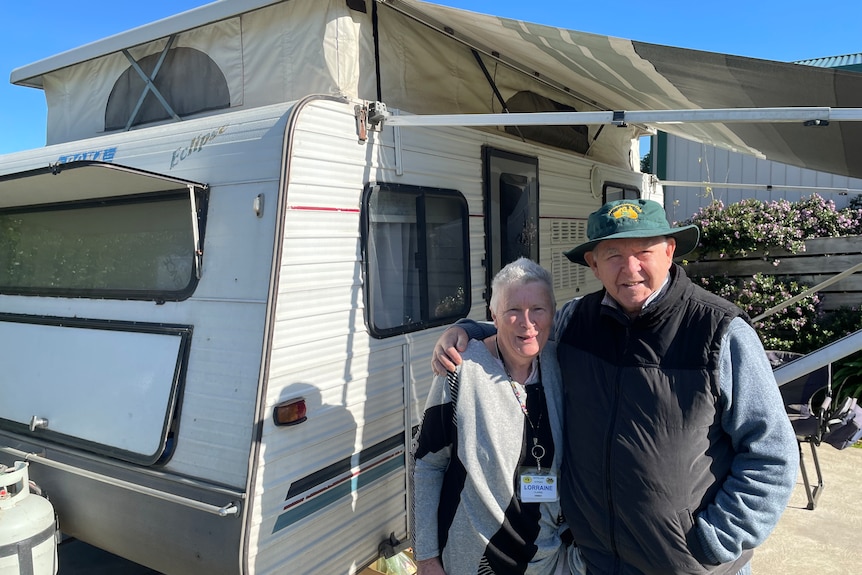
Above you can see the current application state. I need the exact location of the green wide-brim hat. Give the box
[565,199,700,266]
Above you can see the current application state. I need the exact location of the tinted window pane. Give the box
[364,184,469,337]
[0,194,197,297]
[425,194,467,319]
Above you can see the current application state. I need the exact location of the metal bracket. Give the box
[29,416,49,432]
[367,102,390,129]
[188,185,203,280]
[804,119,829,127]
[612,110,628,127]
[378,532,410,559]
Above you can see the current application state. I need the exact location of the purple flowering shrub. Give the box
[697,273,822,351]
[680,194,862,258]
[682,194,862,353]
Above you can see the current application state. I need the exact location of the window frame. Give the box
[602,181,641,204]
[361,182,471,338]
[0,189,209,302]
[482,146,540,314]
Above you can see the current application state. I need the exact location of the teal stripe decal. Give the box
[272,453,404,534]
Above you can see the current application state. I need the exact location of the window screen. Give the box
[363,183,470,338]
[106,47,230,131]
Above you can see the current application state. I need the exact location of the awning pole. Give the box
[661,181,862,195]
[752,260,862,322]
[372,107,862,128]
[772,329,862,386]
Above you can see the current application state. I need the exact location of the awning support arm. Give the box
[470,49,525,141]
[470,49,509,114]
[772,329,862,386]
[661,181,862,195]
[188,184,203,280]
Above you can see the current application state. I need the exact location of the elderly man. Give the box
[432,198,798,575]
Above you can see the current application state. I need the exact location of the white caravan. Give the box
[2,1,860,574]
[0,2,653,573]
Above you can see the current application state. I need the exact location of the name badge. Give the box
[518,468,559,502]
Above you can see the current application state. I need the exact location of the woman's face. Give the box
[492,280,554,365]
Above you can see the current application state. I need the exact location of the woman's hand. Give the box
[431,326,469,375]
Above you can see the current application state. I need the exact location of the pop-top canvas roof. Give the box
[10,0,862,177]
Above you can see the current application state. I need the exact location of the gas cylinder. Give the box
[0,462,58,575]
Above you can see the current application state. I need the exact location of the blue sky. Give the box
[1,0,860,155]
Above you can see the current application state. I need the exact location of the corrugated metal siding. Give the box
[662,135,862,223]
[795,53,862,70]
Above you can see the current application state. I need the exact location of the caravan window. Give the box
[603,182,640,203]
[0,191,206,300]
[362,183,470,338]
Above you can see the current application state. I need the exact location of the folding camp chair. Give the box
[766,350,832,510]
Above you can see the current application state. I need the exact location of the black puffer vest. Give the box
[558,265,752,575]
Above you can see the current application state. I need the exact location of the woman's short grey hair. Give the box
[489,257,555,317]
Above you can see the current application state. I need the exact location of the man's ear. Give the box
[584,252,598,272]
[666,237,677,260]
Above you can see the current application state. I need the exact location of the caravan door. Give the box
[482,147,539,312]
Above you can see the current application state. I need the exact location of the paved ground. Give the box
[56,443,862,574]
[751,442,862,575]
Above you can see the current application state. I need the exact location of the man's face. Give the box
[584,236,676,317]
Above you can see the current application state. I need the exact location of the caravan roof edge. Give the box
[9,0,284,89]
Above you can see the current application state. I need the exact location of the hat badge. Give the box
[609,203,642,220]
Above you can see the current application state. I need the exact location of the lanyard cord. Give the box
[495,339,546,471]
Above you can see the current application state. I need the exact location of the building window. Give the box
[362,183,470,338]
[0,191,206,301]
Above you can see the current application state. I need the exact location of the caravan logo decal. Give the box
[57,147,118,164]
[170,125,228,169]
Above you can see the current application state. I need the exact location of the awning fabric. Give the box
[9,0,862,178]
[385,0,862,178]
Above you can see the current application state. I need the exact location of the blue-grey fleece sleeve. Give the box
[695,317,799,564]
[456,318,494,341]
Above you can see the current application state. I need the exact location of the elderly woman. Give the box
[412,258,567,575]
